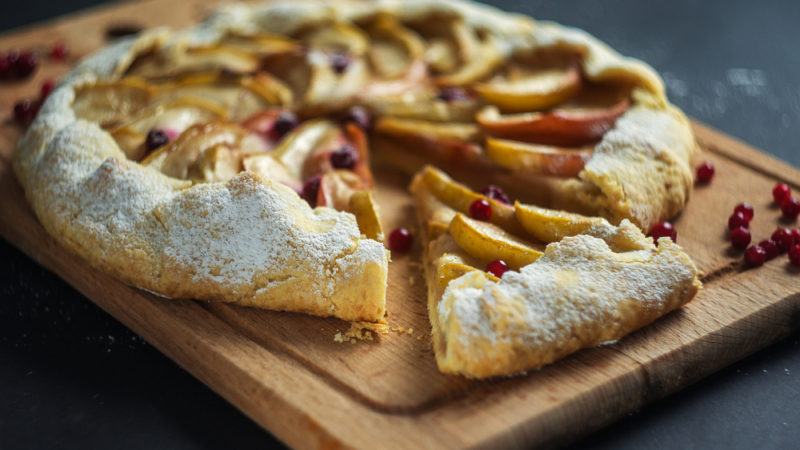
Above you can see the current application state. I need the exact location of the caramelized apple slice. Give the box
[514,202,605,243]
[365,16,425,78]
[375,117,480,143]
[448,213,542,270]
[219,32,299,56]
[476,86,631,146]
[187,144,241,182]
[72,78,155,128]
[367,92,479,122]
[475,64,581,113]
[484,137,592,178]
[434,33,503,86]
[316,170,367,211]
[272,120,338,179]
[242,153,302,191]
[127,45,260,79]
[298,22,369,56]
[349,190,384,241]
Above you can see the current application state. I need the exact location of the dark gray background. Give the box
[2,0,799,449]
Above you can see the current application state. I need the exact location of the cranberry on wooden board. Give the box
[773,183,791,204]
[49,42,68,60]
[13,51,37,78]
[486,259,509,278]
[729,226,751,250]
[388,228,413,253]
[791,229,800,246]
[728,211,749,230]
[771,228,794,252]
[695,161,715,184]
[759,239,779,260]
[649,221,677,243]
[733,203,754,223]
[469,199,492,221]
[789,245,800,267]
[781,197,800,220]
[745,245,767,267]
[40,79,55,99]
[13,99,39,126]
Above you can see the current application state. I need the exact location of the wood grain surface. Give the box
[1,1,799,448]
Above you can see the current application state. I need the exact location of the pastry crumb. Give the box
[333,321,389,343]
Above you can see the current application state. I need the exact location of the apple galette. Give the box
[14,0,701,374]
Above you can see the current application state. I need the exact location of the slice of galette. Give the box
[411,166,701,378]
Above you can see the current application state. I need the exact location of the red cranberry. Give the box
[301,175,321,207]
[480,185,511,204]
[469,199,492,221]
[759,239,779,260]
[486,259,509,278]
[733,203,754,222]
[330,145,358,169]
[729,226,751,250]
[388,227,413,253]
[781,197,800,220]
[343,105,370,130]
[437,87,470,102]
[13,51,37,78]
[728,211,749,230]
[789,244,800,267]
[49,42,68,60]
[791,229,800,246]
[40,79,55,99]
[649,221,677,243]
[273,111,298,138]
[329,52,350,74]
[145,129,169,150]
[744,245,767,267]
[771,227,794,252]
[13,99,40,126]
[0,54,11,79]
[695,161,715,184]
[773,183,791,204]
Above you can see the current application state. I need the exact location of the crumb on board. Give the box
[333,321,420,343]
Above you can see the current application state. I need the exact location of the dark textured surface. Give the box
[1,1,799,449]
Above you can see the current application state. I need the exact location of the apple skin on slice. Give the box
[476,88,630,147]
[484,137,592,178]
[514,202,604,243]
[474,64,582,113]
[448,213,543,270]
[349,190,384,241]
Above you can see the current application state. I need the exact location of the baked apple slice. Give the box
[361,17,428,98]
[476,85,631,146]
[71,78,155,128]
[474,64,581,113]
[297,22,369,56]
[349,190,384,241]
[484,137,592,178]
[448,213,543,269]
[218,31,299,56]
[127,45,261,79]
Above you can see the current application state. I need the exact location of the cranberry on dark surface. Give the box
[789,244,800,267]
[343,105,371,130]
[771,227,794,252]
[388,227,413,253]
[727,211,749,230]
[791,229,800,246]
[329,52,350,74]
[0,55,11,79]
[40,79,55,99]
[13,51,38,78]
[301,175,322,207]
[272,111,298,138]
[759,239,779,260]
[486,259,509,278]
[49,42,68,60]
[781,197,800,220]
[469,199,492,221]
[744,245,767,267]
[733,202,754,223]
[481,185,511,204]
[437,86,470,102]
[145,129,169,150]
[330,145,358,169]
[729,226,751,250]
[13,99,40,126]
[649,221,677,243]
[773,183,791,204]
[695,161,715,184]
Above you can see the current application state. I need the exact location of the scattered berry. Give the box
[486,259,509,278]
[727,211,749,230]
[343,105,371,130]
[145,129,169,150]
[695,161,715,184]
[0,55,11,79]
[744,245,767,267]
[437,86,470,102]
[301,175,322,207]
[13,99,39,126]
[388,227,413,253]
[469,199,492,221]
[733,203,754,223]
[781,197,800,220]
[13,51,37,78]
[273,111,298,138]
[729,226,751,250]
[759,239,779,260]
[773,183,791,204]
[649,221,677,243]
[40,79,55,99]
[771,227,794,252]
[790,229,800,246]
[789,244,800,267]
[330,145,358,169]
[329,52,350,74]
[481,185,511,204]
[49,42,68,60]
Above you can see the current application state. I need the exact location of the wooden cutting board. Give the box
[1,1,799,448]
